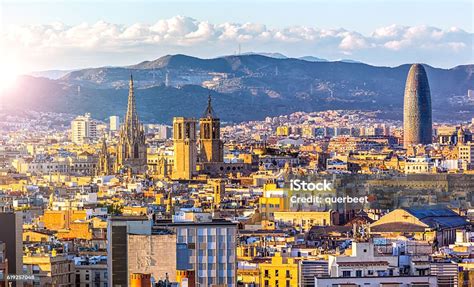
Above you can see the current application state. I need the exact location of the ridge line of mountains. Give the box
[5,54,474,123]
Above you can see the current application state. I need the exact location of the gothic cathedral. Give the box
[116,75,147,174]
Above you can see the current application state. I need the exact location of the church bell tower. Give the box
[199,95,223,163]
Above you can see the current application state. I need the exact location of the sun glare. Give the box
[0,56,22,94]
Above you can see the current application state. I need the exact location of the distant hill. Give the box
[298,56,328,62]
[29,69,76,80]
[3,54,473,123]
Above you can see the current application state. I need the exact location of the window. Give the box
[275,270,279,277]
[264,270,269,277]
[286,280,291,287]
[342,271,351,277]
[264,280,269,287]
[356,270,362,277]
[286,270,291,278]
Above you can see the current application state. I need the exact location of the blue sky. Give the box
[1,0,473,71]
[2,0,473,32]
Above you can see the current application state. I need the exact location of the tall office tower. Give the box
[116,75,147,174]
[71,113,97,144]
[109,116,120,131]
[403,64,432,148]
[199,95,224,163]
[0,212,23,287]
[107,216,152,287]
[172,117,197,180]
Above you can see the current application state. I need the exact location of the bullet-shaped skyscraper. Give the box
[403,64,432,148]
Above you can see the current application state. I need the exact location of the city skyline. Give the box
[1,2,474,287]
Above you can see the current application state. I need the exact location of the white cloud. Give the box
[1,16,472,71]
[339,32,369,50]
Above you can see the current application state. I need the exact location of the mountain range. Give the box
[4,54,473,123]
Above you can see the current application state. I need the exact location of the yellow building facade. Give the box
[259,197,288,221]
[259,253,298,287]
[273,211,336,231]
[41,210,87,231]
[172,117,197,180]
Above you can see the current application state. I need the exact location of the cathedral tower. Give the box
[199,95,224,163]
[116,75,147,174]
[172,117,197,180]
[97,137,110,175]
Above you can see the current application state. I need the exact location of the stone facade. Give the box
[199,95,224,163]
[172,117,197,180]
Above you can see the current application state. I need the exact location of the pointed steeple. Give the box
[100,136,108,153]
[124,73,140,135]
[458,124,466,145]
[203,93,215,118]
[97,136,110,175]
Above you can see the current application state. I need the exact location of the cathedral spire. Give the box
[124,73,140,134]
[116,74,147,174]
[100,136,108,153]
[97,136,110,175]
[203,93,215,118]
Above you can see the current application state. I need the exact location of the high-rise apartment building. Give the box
[155,212,238,287]
[107,213,237,287]
[107,216,152,287]
[71,113,97,144]
[109,116,120,131]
